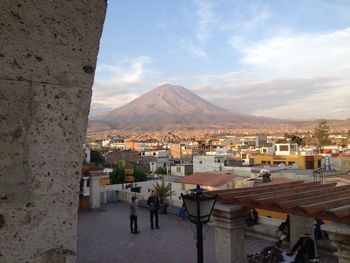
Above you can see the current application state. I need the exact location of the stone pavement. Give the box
[77,202,337,263]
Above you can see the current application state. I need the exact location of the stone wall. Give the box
[0,1,106,262]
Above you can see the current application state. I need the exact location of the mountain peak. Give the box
[93,84,233,128]
[155,83,182,90]
[151,83,188,96]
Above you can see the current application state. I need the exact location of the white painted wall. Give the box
[104,180,184,206]
[275,143,298,156]
[193,155,225,173]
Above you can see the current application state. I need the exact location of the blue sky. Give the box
[92,0,350,120]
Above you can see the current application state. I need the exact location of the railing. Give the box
[313,167,325,183]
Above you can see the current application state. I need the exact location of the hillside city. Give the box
[80,120,350,263]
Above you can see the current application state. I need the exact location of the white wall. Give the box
[171,165,186,176]
[149,158,170,173]
[193,156,225,173]
[275,143,298,156]
[104,180,184,206]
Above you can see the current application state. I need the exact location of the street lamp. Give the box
[181,185,217,263]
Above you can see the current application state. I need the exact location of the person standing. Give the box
[178,200,186,220]
[147,190,160,229]
[130,196,139,234]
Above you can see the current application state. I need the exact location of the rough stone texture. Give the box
[89,175,102,209]
[212,204,248,263]
[322,223,350,263]
[0,0,106,88]
[0,1,106,262]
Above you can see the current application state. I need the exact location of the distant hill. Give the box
[89,84,349,131]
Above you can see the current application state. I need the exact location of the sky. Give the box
[91,0,350,120]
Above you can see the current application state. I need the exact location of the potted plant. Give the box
[153,180,174,214]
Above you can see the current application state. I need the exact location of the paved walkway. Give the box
[77,202,336,263]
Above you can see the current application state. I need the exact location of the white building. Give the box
[140,149,167,158]
[193,155,226,173]
[170,164,193,176]
[149,158,171,174]
[258,142,275,155]
[275,143,298,156]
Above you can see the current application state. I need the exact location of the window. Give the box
[199,160,203,164]
[176,167,181,172]
[279,145,289,151]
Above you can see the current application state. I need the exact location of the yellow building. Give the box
[252,154,323,170]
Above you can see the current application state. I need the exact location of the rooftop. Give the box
[77,202,336,263]
[176,172,235,187]
[211,181,350,223]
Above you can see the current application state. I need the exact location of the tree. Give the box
[134,167,147,182]
[109,162,147,184]
[155,166,167,175]
[90,150,104,165]
[153,180,175,203]
[284,133,304,146]
[109,161,124,184]
[314,120,330,148]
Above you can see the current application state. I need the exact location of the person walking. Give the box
[147,190,160,229]
[129,196,139,234]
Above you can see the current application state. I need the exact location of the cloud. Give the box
[193,0,218,44]
[177,0,218,58]
[91,56,159,115]
[95,56,152,88]
[236,27,350,78]
[178,38,208,58]
[191,76,350,120]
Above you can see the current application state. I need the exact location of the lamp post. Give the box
[181,185,217,263]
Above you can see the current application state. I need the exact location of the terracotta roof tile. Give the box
[177,172,235,187]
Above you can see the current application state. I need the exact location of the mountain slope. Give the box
[90,84,293,131]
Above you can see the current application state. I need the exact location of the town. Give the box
[77,121,350,262]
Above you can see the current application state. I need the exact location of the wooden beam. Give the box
[218,181,305,199]
[211,181,304,197]
[235,182,323,201]
[253,183,337,206]
[276,186,350,209]
[300,197,350,214]
[327,205,350,218]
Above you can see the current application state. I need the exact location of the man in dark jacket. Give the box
[287,230,316,263]
[147,190,160,229]
[129,196,139,234]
